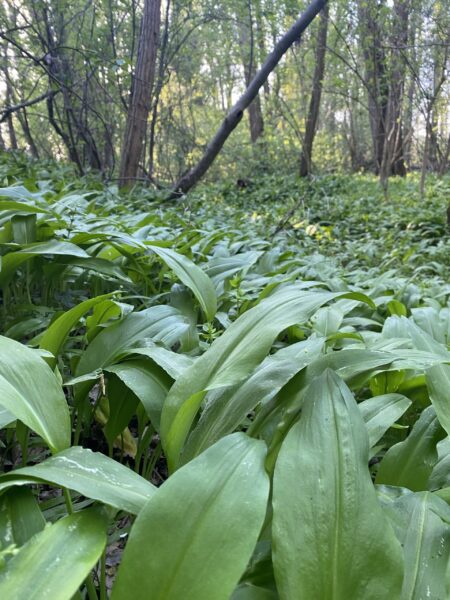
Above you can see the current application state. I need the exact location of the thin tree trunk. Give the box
[428,79,439,170]
[299,3,329,177]
[119,0,161,186]
[439,133,450,175]
[148,0,170,179]
[419,106,431,199]
[254,0,270,100]
[169,0,328,198]
[403,76,415,167]
[238,1,264,143]
[5,85,18,150]
[419,73,447,198]
[17,109,39,158]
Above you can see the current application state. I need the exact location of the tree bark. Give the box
[119,0,161,187]
[169,0,328,198]
[439,133,450,175]
[238,1,264,143]
[299,3,329,177]
[4,81,18,150]
[148,0,171,179]
[17,109,39,159]
[358,1,388,173]
[379,0,409,187]
[254,0,270,100]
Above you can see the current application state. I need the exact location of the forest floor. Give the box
[1,154,450,596]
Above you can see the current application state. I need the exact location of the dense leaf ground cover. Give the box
[0,152,450,599]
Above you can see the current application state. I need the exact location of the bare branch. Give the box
[0,90,59,124]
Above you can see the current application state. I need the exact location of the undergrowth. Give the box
[0,152,450,599]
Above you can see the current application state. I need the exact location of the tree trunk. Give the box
[403,75,415,168]
[148,0,171,179]
[439,133,450,175]
[169,0,328,198]
[358,1,388,173]
[5,84,18,150]
[238,1,264,143]
[254,0,270,100]
[299,3,329,177]
[119,0,161,187]
[17,109,39,159]
[379,0,410,188]
[1,48,18,151]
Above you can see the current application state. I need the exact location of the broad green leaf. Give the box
[311,305,344,335]
[0,240,89,286]
[0,446,155,515]
[76,306,190,377]
[0,186,48,202]
[390,350,450,371]
[0,336,70,453]
[169,283,199,352]
[86,299,133,341]
[412,306,450,346]
[11,214,36,244]
[0,201,49,213]
[205,251,263,293]
[39,293,114,366]
[103,375,140,446]
[148,244,217,321]
[182,338,324,463]
[0,508,108,600]
[69,230,144,248]
[429,439,450,491]
[0,488,45,548]
[404,493,450,599]
[306,347,449,391]
[376,406,446,491]
[161,286,373,470]
[130,344,194,379]
[427,364,450,437]
[358,393,412,447]
[384,492,450,600]
[248,348,398,443]
[62,256,132,282]
[64,370,102,386]
[112,433,269,600]
[303,348,394,386]
[0,406,15,429]
[105,360,171,430]
[272,370,403,600]
[382,316,450,359]
[370,370,405,395]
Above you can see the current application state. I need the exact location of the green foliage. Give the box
[272,371,404,599]
[0,157,450,597]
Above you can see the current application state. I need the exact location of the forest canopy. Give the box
[0,0,449,191]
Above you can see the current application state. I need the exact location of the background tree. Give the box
[299,3,329,176]
[0,0,448,189]
[119,0,161,186]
